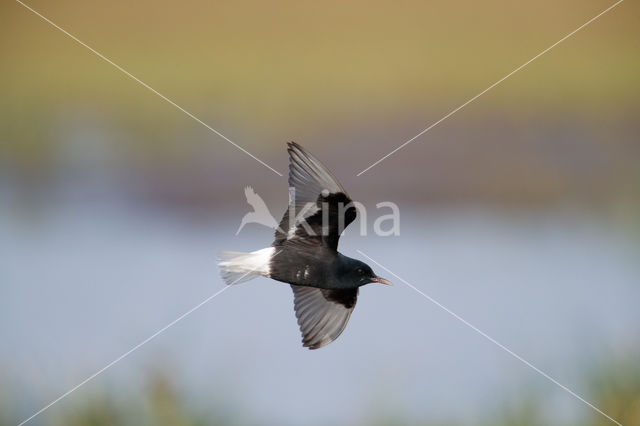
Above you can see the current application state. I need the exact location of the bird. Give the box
[218,142,391,349]
[235,186,278,235]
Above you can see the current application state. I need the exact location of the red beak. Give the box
[370,276,392,286]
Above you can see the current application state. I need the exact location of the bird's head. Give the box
[347,259,392,287]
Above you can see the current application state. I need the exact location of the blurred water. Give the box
[1,196,638,425]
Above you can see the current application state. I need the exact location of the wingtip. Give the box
[302,340,319,350]
[287,141,310,165]
[303,339,330,350]
[287,141,302,152]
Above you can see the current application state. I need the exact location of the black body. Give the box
[238,142,389,349]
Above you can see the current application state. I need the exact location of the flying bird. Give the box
[235,186,278,235]
[218,142,391,349]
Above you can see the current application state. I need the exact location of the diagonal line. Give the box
[356,0,625,176]
[15,248,275,426]
[357,249,622,426]
[16,286,229,426]
[14,0,283,177]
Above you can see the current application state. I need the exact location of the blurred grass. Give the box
[586,352,640,426]
[1,0,638,166]
[50,374,215,426]
[1,1,639,212]
[2,1,638,112]
[2,350,639,426]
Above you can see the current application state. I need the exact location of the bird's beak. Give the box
[370,276,392,286]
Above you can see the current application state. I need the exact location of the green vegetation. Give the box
[3,351,639,426]
[1,0,639,171]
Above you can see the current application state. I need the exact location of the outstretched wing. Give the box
[274,142,356,250]
[290,285,358,349]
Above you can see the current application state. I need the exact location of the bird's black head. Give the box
[344,258,392,287]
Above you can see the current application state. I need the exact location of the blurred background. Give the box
[1,0,639,425]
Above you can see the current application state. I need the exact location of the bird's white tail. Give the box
[217,247,274,285]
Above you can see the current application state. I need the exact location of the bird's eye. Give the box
[357,268,364,275]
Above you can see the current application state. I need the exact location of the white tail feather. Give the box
[217,247,273,285]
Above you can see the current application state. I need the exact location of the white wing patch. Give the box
[286,194,320,240]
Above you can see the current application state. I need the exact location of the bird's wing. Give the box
[274,142,356,250]
[290,285,358,349]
